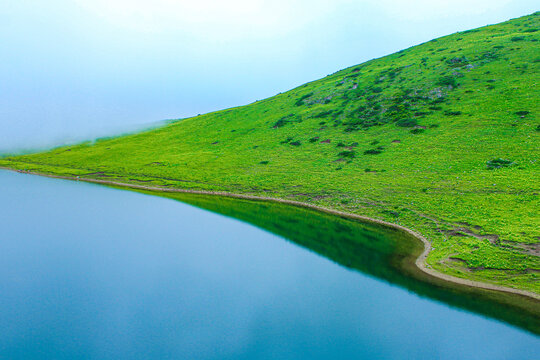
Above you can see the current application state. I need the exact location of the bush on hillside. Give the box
[437,76,458,87]
[444,110,462,116]
[338,150,356,158]
[273,114,301,128]
[486,158,515,169]
[280,137,293,144]
[273,118,288,128]
[295,92,314,106]
[312,110,333,118]
[364,147,384,155]
[396,118,418,127]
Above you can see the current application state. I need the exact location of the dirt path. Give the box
[2,167,539,301]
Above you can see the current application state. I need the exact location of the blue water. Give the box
[0,170,538,359]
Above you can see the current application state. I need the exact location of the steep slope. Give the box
[2,13,539,293]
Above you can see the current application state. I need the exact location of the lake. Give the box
[0,170,538,359]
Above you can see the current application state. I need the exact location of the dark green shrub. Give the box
[295,92,313,106]
[273,119,288,128]
[486,158,515,169]
[444,110,462,116]
[511,36,525,41]
[273,114,302,128]
[280,137,293,144]
[259,161,269,165]
[431,98,446,104]
[313,110,333,118]
[309,137,319,143]
[332,109,344,118]
[515,111,530,116]
[382,210,400,217]
[410,128,425,134]
[364,148,383,155]
[437,76,458,87]
[396,118,418,127]
[338,150,356,158]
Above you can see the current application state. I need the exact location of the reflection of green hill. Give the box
[139,191,539,335]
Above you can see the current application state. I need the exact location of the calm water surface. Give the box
[0,170,538,359]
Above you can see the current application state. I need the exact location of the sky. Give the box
[0,0,538,152]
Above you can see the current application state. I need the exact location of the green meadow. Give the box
[2,13,539,293]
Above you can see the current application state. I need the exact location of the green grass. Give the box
[1,12,539,293]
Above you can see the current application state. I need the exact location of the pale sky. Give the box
[0,0,537,151]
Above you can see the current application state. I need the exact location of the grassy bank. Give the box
[1,13,539,293]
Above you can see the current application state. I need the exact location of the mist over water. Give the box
[1,0,537,152]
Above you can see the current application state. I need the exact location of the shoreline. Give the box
[2,166,539,301]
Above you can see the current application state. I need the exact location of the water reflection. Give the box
[155,191,540,335]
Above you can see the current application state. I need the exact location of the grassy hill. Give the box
[2,13,539,293]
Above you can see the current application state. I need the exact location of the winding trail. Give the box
[2,167,539,301]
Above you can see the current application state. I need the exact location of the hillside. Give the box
[1,13,539,293]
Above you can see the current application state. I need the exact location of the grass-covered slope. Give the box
[2,13,539,293]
